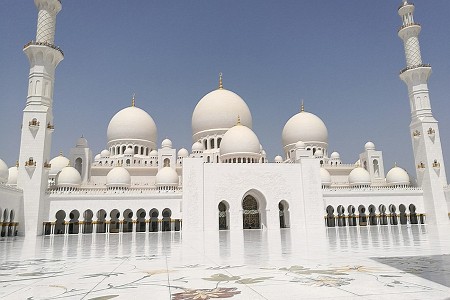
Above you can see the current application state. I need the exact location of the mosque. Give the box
[0,0,449,237]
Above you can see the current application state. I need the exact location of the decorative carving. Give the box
[25,157,36,167]
[417,162,425,169]
[432,160,440,169]
[412,130,421,138]
[29,118,40,127]
[47,122,54,130]
[44,161,51,169]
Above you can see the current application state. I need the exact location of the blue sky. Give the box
[1,1,450,178]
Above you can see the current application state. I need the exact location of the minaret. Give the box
[17,0,63,236]
[398,1,449,224]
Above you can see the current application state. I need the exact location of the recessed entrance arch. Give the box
[242,191,266,229]
[279,200,290,228]
[218,201,229,230]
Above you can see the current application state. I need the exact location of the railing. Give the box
[398,22,420,32]
[324,213,425,227]
[47,186,182,195]
[0,222,19,237]
[323,186,422,192]
[23,40,64,56]
[400,63,431,74]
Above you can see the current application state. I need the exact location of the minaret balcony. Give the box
[398,22,420,32]
[400,63,431,75]
[23,40,64,57]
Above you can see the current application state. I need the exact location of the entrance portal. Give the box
[242,195,260,229]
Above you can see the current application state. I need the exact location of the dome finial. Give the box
[237,115,241,125]
[394,162,398,167]
[59,151,63,156]
[219,72,223,89]
[131,93,136,107]
[301,99,305,112]
[15,160,19,167]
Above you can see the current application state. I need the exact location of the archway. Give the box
[389,205,398,225]
[347,205,357,226]
[68,210,80,234]
[96,209,107,233]
[83,209,93,234]
[123,209,133,232]
[368,205,377,225]
[55,210,66,234]
[358,205,367,226]
[409,204,418,224]
[399,204,407,225]
[162,208,172,231]
[242,195,260,229]
[8,210,16,237]
[136,208,146,232]
[149,208,159,232]
[1,209,8,237]
[337,205,346,227]
[326,205,335,227]
[110,209,120,233]
[218,201,229,230]
[75,157,82,176]
[379,204,388,225]
[279,200,290,228]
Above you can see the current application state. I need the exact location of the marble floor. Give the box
[1,225,450,299]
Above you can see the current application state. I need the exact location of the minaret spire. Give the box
[398,2,449,225]
[17,0,64,236]
[218,72,223,89]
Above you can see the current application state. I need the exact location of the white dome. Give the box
[365,141,376,151]
[149,150,158,156]
[76,137,88,148]
[101,149,110,158]
[0,159,9,184]
[320,168,331,187]
[57,166,82,188]
[94,154,101,161]
[106,167,131,188]
[49,154,70,176]
[348,167,371,187]
[192,141,204,152]
[107,106,157,144]
[330,152,340,160]
[386,166,410,186]
[155,167,179,186]
[274,155,283,163]
[295,141,306,150]
[315,149,324,158]
[220,124,260,158]
[7,166,18,185]
[282,111,328,149]
[124,148,134,155]
[178,148,189,157]
[161,139,172,149]
[192,88,252,141]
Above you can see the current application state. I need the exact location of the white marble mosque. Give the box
[0,0,449,239]
[1,1,450,299]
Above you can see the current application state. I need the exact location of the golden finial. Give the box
[394,162,398,167]
[59,151,63,156]
[219,72,223,89]
[15,161,19,167]
[237,115,241,125]
[131,93,136,107]
[301,100,305,112]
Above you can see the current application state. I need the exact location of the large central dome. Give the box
[192,88,252,142]
[107,106,157,144]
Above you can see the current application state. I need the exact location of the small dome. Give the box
[220,124,260,158]
[192,88,252,141]
[107,106,157,144]
[161,139,172,149]
[49,154,70,176]
[274,155,283,163]
[282,111,328,149]
[192,141,204,152]
[94,154,101,161]
[7,166,18,185]
[315,149,324,158]
[155,167,179,186]
[365,141,376,151]
[57,166,82,188]
[386,166,410,186]
[330,152,340,160]
[149,150,158,156]
[76,136,88,148]
[106,167,131,188]
[0,159,9,184]
[348,167,371,187]
[101,149,110,158]
[295,141,306,150]
[124,148,134,155]
[178,148,189,158]
[320,168,331,187]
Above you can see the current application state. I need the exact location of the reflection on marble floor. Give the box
[1,225,450,299]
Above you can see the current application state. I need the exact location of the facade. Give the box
[0,0,449,237]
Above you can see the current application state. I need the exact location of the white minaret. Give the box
[398,1,449,224]
[17,0,63,236]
